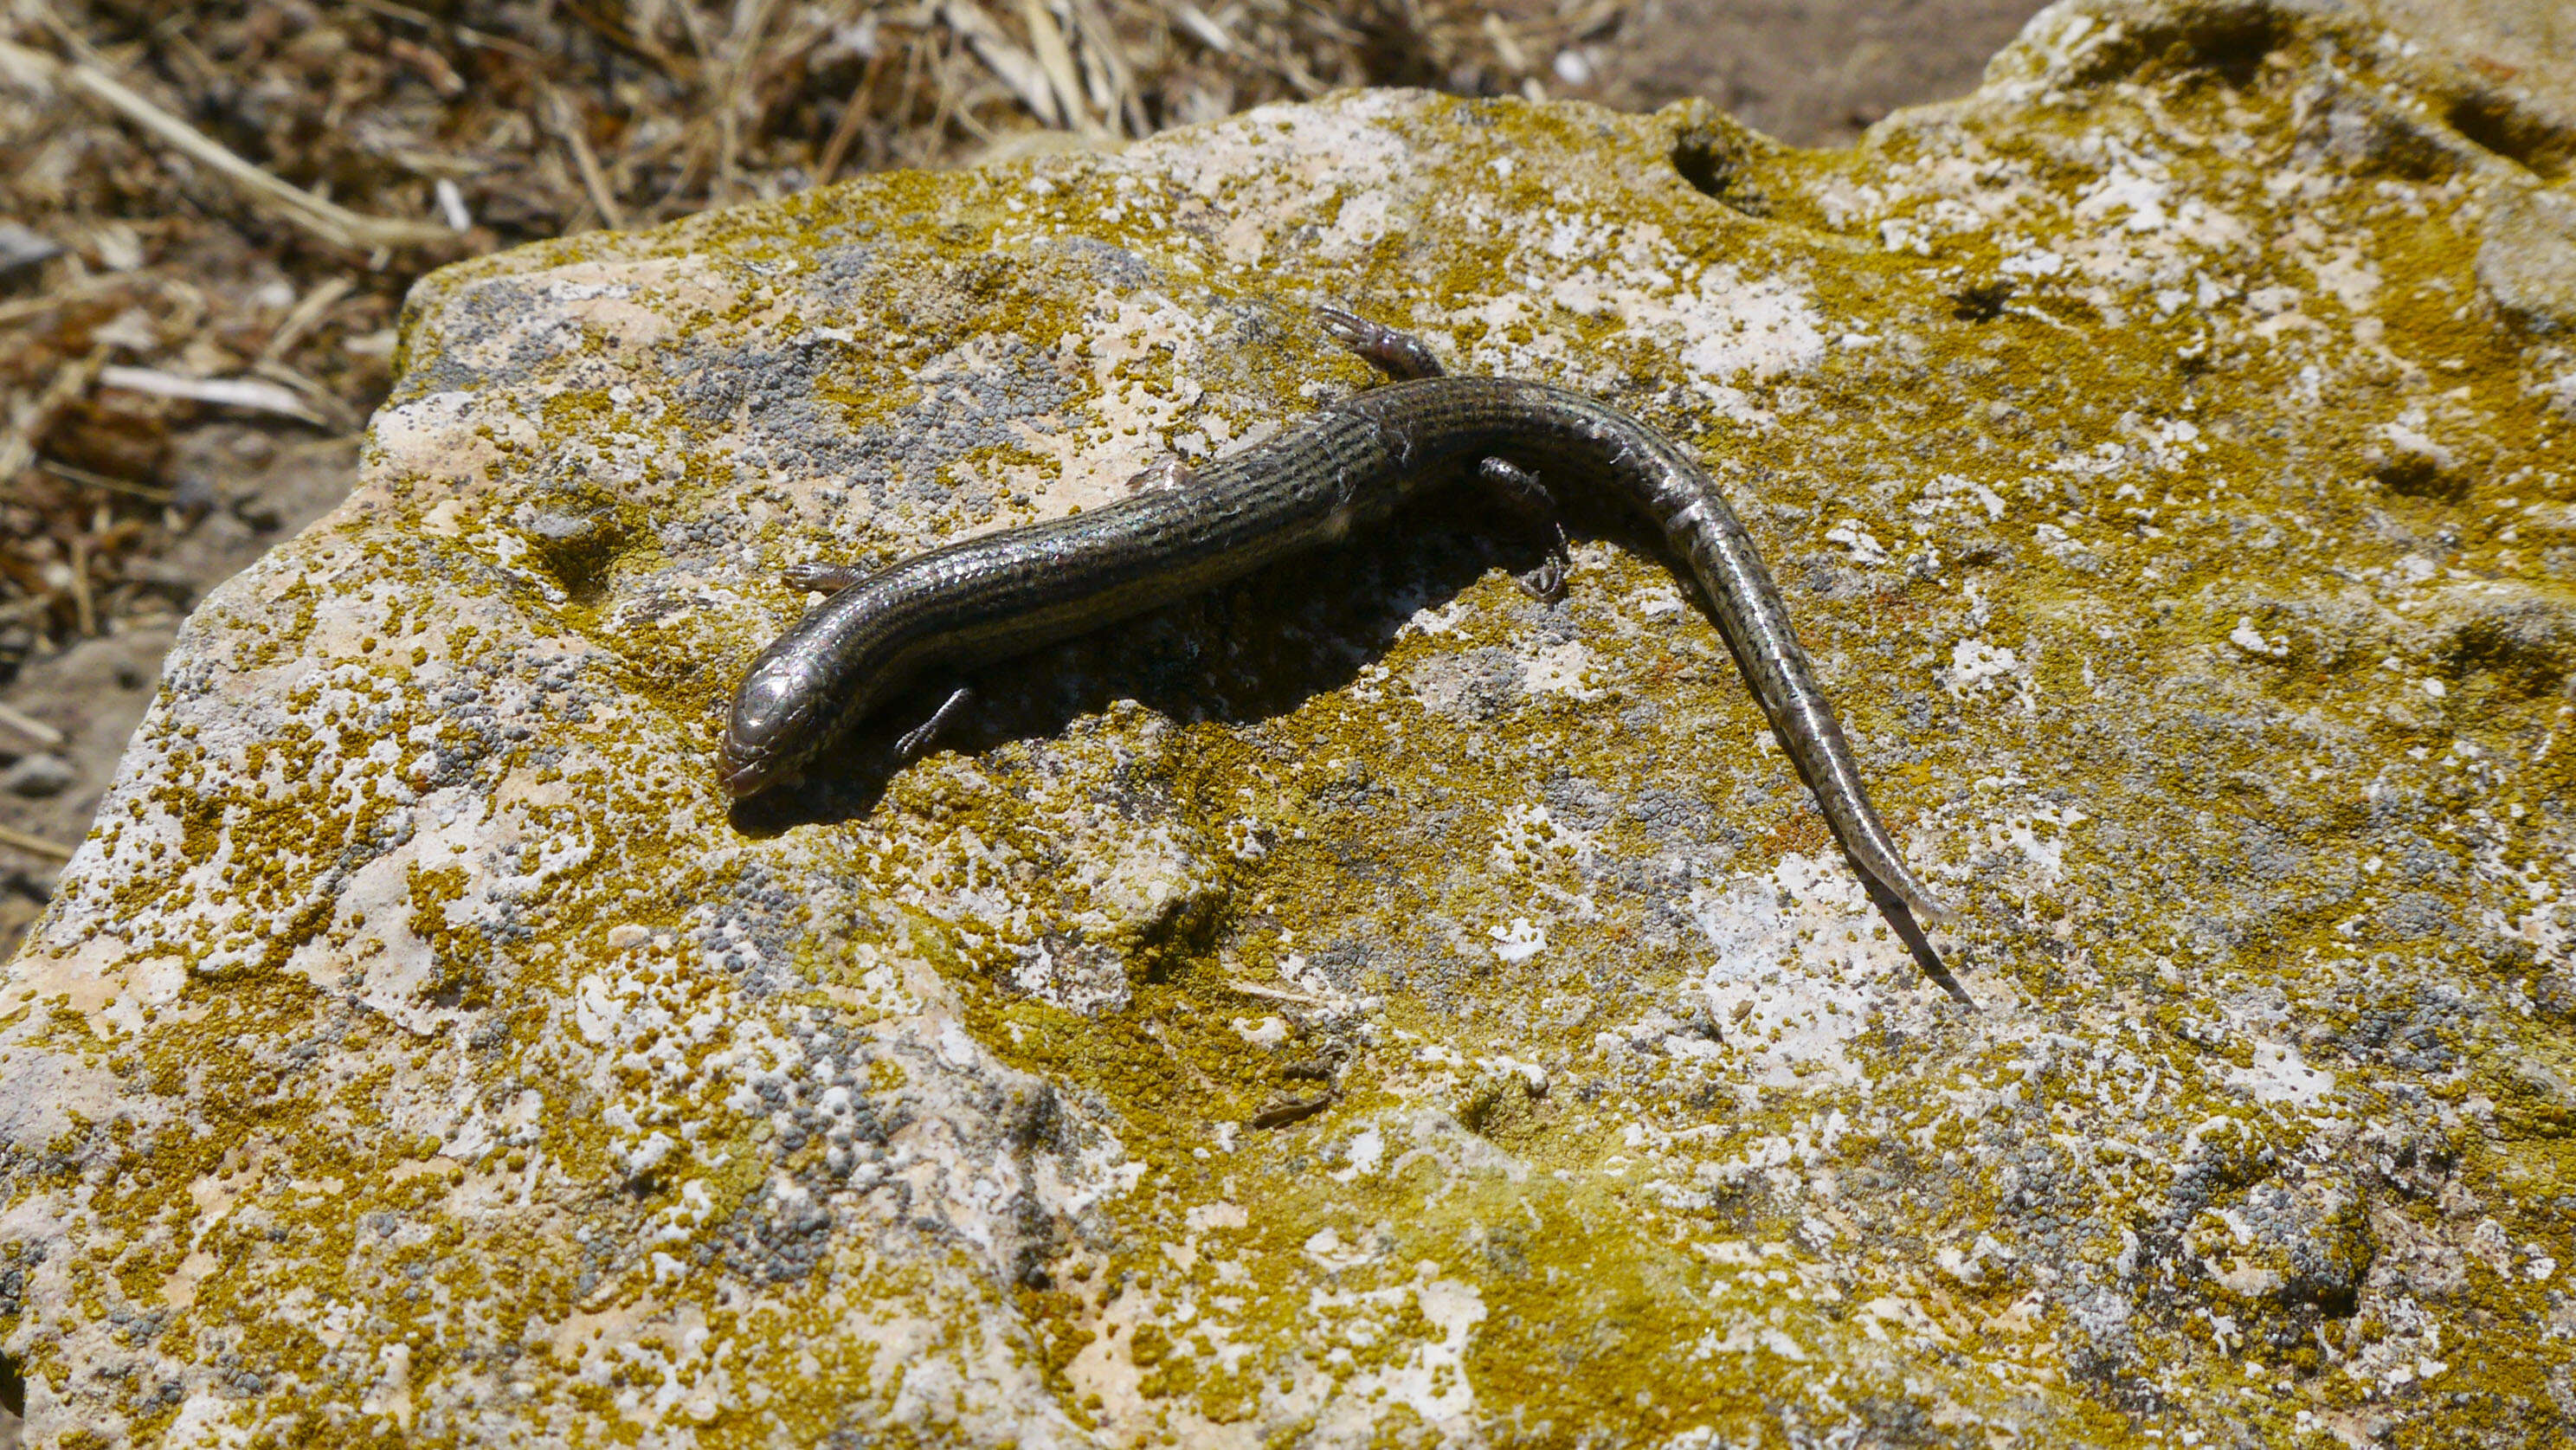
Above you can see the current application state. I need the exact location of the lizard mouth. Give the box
[718,740,782,798]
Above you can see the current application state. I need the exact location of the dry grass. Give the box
[0,0,1628,682]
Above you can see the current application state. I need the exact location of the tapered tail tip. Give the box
[1868,861,1955,927]
[1891,880,1955,928]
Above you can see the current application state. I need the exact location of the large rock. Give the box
[9,0,2576,1441]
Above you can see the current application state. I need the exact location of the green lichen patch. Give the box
[10,0,2576,1444]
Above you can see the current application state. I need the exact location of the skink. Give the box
[723,307,1952,925]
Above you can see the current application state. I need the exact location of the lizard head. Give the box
[719,655,820,797]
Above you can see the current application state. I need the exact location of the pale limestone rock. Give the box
[9,0,2576,1444]
[2483,188,2576,333]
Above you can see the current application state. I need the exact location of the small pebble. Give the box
[3,752,76,798]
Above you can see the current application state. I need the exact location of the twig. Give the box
[64,533,94,639]
[873,16,935,168]
[815,48,892,185]
[339,0,542,61]
[1066,0,1143,136]
[433,178,473,232]
[0,823,76,863]
[925,27,982,146]
[940,1,1060,126]
[1169,2,1233,54]
[0,702,66,750]
[258,276,357,365]
[542,85,626,230]
[383,35,466,97]
[97,365,327,425]
[554,0,699,81]
[0,345,111,484]
[669,0,717,65]
[0,37,455,253]
[35,457,174,503]
[0,273,141,328]
[1018,0,1104,137]
[246,362,362,432]
[712,0,786,198]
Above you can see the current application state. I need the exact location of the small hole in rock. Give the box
[2070,12,2289,92]
[1671,130,1772,218]
[1952,280,2016,322]
[2447,92,2572,180]
[2374,458,2468,504]
[2162,29,2272,90]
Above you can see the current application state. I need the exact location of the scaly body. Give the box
[723,321,1951,925]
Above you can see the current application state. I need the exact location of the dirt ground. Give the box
[1578,0,2048,144]
[0,0,2050,974]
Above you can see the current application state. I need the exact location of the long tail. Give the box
[1658,487,1955,927]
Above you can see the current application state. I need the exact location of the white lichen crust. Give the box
[7,0,2576,1444]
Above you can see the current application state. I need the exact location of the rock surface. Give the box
[10,0,2576,1442]
[0,431,363,965]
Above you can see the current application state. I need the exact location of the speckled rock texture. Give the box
[10,0,2576,1444]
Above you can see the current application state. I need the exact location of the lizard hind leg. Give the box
[1478,456,1573,603]
[1317,303,1446,382]
[1316,310,1564,601]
